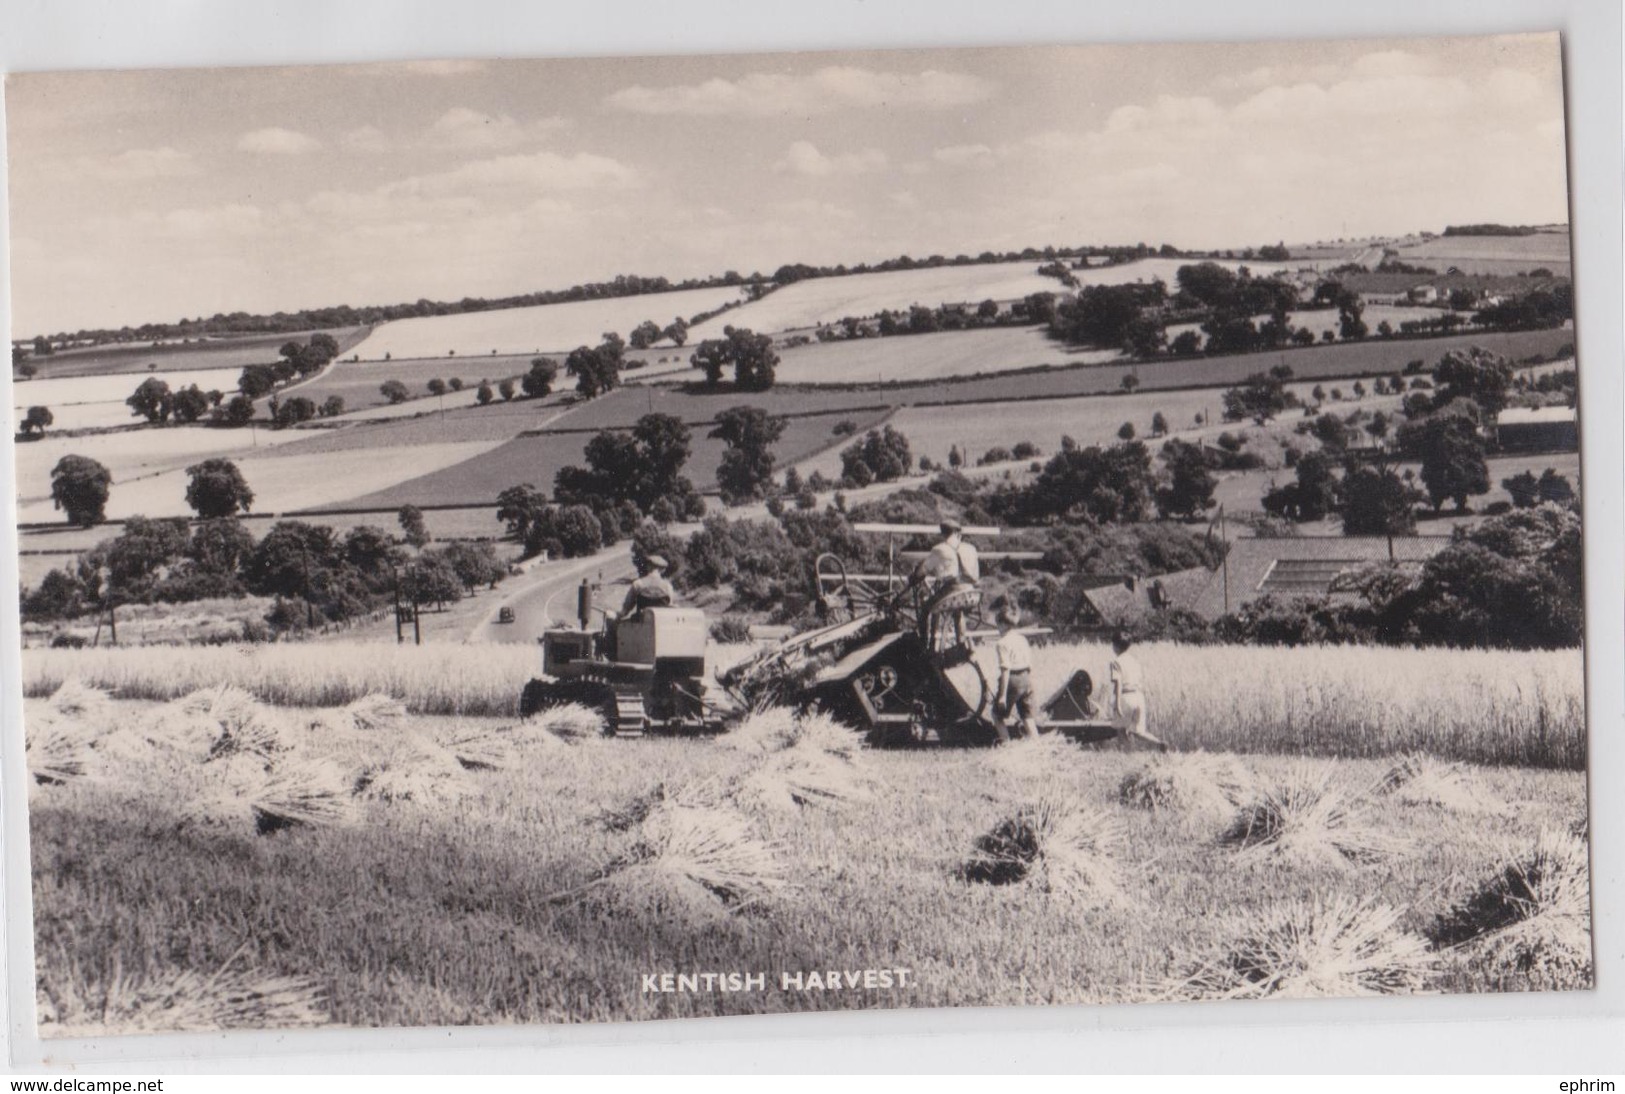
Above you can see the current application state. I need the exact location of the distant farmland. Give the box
[1388,230,1572,277]
[688,257,1288,340]
[319,407,895,509]
[14,328,367,380]
[13,366,264,431]
[774,327,1120,384]
[347,286,748,361]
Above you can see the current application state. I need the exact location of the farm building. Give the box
[1407,284,1439,304]
[1496,405,1577,452]
[1074,534,1451,629]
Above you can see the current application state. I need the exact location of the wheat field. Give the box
[22,639,1585,767]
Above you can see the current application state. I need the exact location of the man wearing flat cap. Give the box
[907,518,980,644]
[621,551,675,618]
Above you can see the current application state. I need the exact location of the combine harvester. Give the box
[520,522,1115,746]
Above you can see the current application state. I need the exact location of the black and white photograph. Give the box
[4,29,1595,1041]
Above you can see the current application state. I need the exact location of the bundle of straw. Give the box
[594,800,787,914]
[963,797,1127,905]
[1375,753,1507,815]
[1169,894,1435,1000]
[39,958,328,1036]
[1431,829,1592,983]
[1119,751,1252,823]
[1222,763,1407,867]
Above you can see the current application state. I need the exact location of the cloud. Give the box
[237,127,322,155]
[775,141,888,177]
[343,126,391,153]
[605,65,994,116]
[425,107,569,151]
[163,203,268,238]
[82,146,197,180]
[932,143,998,169]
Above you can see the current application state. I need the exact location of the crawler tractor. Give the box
[519,580,727,737]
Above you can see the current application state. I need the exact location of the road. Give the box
[471,546,638,645]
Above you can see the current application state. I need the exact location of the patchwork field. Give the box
[21,639,1589,1031]
[774,327,1120,385]
[320,408,895,509]
[1165,306,1452,346]
[689,258,1289,340]
[793,384,1404,479]
[12,328,366,381]
[1388,231,1572,277]
[279,356,534,416]
[12,367,250,432]
[347,287,748,361]
[14,442,504,524]
[13,426,306,511]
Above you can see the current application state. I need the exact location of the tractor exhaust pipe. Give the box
[577,579,593,630]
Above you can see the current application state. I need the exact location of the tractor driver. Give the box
[620,554,675,619]
[907,519,980,645]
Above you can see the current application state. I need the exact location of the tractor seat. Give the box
[928,583,982,617]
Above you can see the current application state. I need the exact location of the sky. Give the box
[4,33,1568,338]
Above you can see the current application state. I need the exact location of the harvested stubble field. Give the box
[13,328,367,381]
[25,640,1585,769]
[26,683,1590,1032]
[1389,231,1572,277]
[348,287,747,361]
[772,328,1121,385]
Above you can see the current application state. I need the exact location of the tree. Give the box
[239,364,279,398]
[1150,411,1168,436]
[839,426,913,487]
[1156,439,1217,519]
[709,406,787,505]
[1012,441,1157,525]
[320,395,346,417]
[188,517,256,574]
[309,332,340,362]
[439,541,505,592]
[1419,416,1490,511]
[32,335,53,357]
[1170,330,1203,356]
[1536,468,1576,506]
[566,334,624,398]
[126,377,173,423]
[380,380,411,404]
[663,317,690,347]
[476,381,494,405]
[274,396,316,427]
[552,504,604,557]
[21,569,84,622]
[1120,373,1140,393]
[222,394,257,426]
[522,357,558,398]
[92,516,190,600]
[498,378,517,401]
[171,385,210,424]
[553,413,701,516]
[398,504,429,548]
[19,406,53,436]
[1340,463,1419,536]
[629,320,663,350]
[689,326,779,391]
[1222,371,1293,423]
[496,483,547,540]
[427,378,447,396]
[50,455,112,526]
[186,458,254,519]
[1433,347,1514,417]
[1117,421,1136,440]
[1262,451,1339,522]
[401,553,462,610]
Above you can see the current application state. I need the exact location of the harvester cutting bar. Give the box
[852,522,1000,536]
[897,551,1045,562]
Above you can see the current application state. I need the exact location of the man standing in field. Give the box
[907,519,980,645]
[992,604,1039,743]
[1109,630,1168,752]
